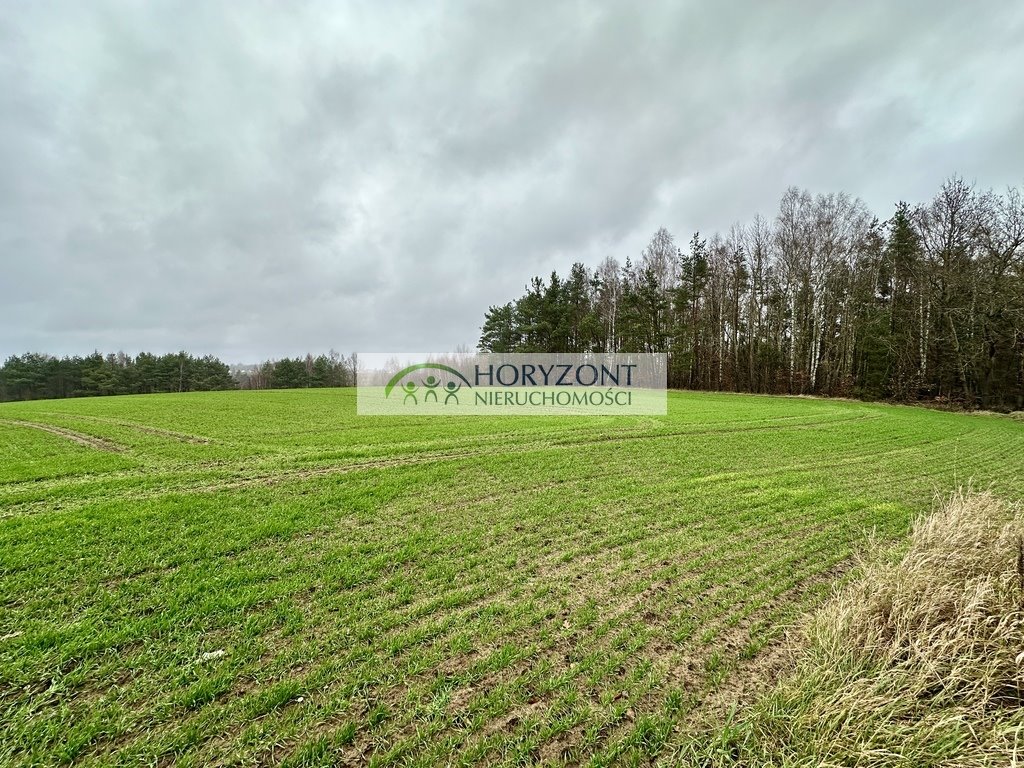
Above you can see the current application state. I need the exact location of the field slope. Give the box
[1,390,1022,766]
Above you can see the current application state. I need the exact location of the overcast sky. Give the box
[2,1,1023,361]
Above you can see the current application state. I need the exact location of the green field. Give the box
[1,390,1022,766]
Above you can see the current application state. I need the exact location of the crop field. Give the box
[1,390,1022,766]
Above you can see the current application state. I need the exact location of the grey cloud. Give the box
[1,0,1023,360]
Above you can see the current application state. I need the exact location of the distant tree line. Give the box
[0,351,357,401]
[0,351,235,401]
[234,352,356,390]
[480,178,1024,410]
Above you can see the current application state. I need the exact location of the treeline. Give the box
[0,351,235,401]
[234,352,356,389]
[0,351,358,401]
[480,178,1024,410]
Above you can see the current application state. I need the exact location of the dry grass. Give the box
[691,490,1024,767]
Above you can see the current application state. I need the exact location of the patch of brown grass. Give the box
[690,490,1024,767]
[817,490,1024,710]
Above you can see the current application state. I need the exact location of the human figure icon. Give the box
[423,375,440,403]
[444,381,461,404]
[402,381,418,405]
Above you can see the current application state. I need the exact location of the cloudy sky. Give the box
[2,1,1023,361]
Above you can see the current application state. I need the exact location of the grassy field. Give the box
[1,390,1022,766]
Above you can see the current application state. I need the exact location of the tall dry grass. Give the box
[690,490,1024,767]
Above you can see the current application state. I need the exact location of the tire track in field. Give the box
[0,437,914,533]
[0,424,943,529]
[0,419,123,453]
[0,411,882,514]
[49,414,214,444]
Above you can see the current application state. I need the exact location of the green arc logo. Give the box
[384,363,473,398]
